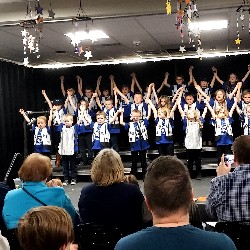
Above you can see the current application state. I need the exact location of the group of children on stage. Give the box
[19,64,250,184]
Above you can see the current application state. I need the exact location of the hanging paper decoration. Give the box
[166,0,172,15]
[84,47,93,60]
[75,46,84,56]
[179,45,186,53]
[235,1,250,48]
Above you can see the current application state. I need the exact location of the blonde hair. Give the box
[63,114,73,121]
[96,111,106,118]
[91,149,124,186]
[215,89,226,103]
[18,206,74,250]
[18,153,52,182]
[37,116,47,123]
[158,107,170,118]
[131,109,141,116]
[215,106,229,118]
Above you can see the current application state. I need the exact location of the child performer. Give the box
[95,91,120,152]
[177,98,207,179]
[147,99,178,156]
[120,108,150,178]
[42,90,65,166]
[19,109,52,157]
[58,114,80,185]
[235,101,250,135]
[204,98,237,164]
[95,75,114,105]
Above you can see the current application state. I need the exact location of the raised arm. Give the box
[242,64,250,83]
[41,90,53,109]
[93,93,102,110]
[119,108,125,126]
[147,98,157,119]
[157,72,170,93]
[169,100,178,118]
[95,76,102,96]
[60,76,66,97]
[109,75,114,96]
[89,93,97,109]
[172,87,184,103]
[228,82,241,100]
[130,73,135,93]
[210,73,216,89]
[203,99,216,119]
[188,66,194,86]
[47,109,53,127]
[68,95,77,112]
[146,83,153,99]
[132,73,143,93]
[228,98,238,117]
[114,90,118,108]
[77,75,83,97]
[19,109,31,123]
[177,98,185,119]
[212,66,224,85]
[113,86,130,104]
[151,83,159,105]
[195,84,210,101]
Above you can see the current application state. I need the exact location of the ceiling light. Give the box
[189,20,228,31]
[65,30,109,45]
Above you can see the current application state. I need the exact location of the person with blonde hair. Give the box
[18,206,77,250]
[78,148,144,235]
[3,153,77,230]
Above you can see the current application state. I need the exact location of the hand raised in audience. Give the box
[216,154,231,176]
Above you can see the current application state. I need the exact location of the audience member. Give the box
[78,149,144,235]
[2,153,77,229]
[206,135,250,221]
[115,156,236,250]
[17,206,77,250]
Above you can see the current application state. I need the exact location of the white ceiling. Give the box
[0,0,249,67]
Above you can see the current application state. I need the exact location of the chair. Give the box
[76,223,125,250]
[215,221,250,250]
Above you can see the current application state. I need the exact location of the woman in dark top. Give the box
[78,149,144,235]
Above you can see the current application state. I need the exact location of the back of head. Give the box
[144,156,192,218]
[91,149,124,186]
[18,153,52,182]
[233,135,250,164]
[18,206,74,250]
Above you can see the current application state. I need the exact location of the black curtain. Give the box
[0,54,249,179]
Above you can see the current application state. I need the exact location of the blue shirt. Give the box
[3,182,76,229]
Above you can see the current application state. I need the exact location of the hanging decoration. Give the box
[166,1,172,15]
[20,0,44,66]
[84,47,93,60]
[235,1,250,48]
[48,0,56,19]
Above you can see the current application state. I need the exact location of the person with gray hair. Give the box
[115,156,236,250]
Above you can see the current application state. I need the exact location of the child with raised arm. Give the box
[19,109,52,157]
[120,108,150,178]
[147,99,178,156]
[95,91,120,151]
[42,90,65,166]
[177,98,207,179]
[60,75,79,116]
[58,114,80,186]
[204,98,238,163]
[96,75,114,106]
[242,64,250,89]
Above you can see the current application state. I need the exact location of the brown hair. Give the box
[18,153,52,182]
[233,135,250,164]
[242,89,250,97]
[96,111,106,118]
[124,174,139,187]
[79,99,89,108]
[144,156,192,218]
[91,149,124,186]
[158,95,171,110]
[18,206,74,250]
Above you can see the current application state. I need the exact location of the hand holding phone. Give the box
[224,154,234,165]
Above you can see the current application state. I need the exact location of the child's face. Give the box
[134,94,143,104]
[158,109,166,119]
[105,100,113,110]
[80,101,87,110]
[85,89,93,98]
[131,112,141,122]
[64,118,73,127]
[122,87,129,95]
[37,119,46,129]
[185,95,194,105]
[229,74,237,83]
[200,81,208,88]
[160,99,167,106]
[217,109,226,119]
[243,94,250,104]
[176,77,184,85]
[97,115,105,124]
[103,89,109,97]
[67,89,75,96]
[216,91,225,102]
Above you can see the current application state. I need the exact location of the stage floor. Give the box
[64,177,214,209]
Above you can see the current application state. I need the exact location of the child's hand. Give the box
[98,76,102,81]
[60,75,64,80]
[248,64,250,71]
[165,72,169,77]
[92,92,98,98]
[76,75,81,80]
[52,106,57,111]
[212,66,217,74]
[109,75,114,80]
[130,72,136,78]
[237,81,242,89]
[113,86,118,92]
[41,90,46,95]
[19,109,25,115]
[118,107,124,113]
[145,98,151,104]
[189,66,194,72]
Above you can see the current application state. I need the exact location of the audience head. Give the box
[18,206,74,250]
[18,153,52,182]
[36,116,47,129]
[63,114,74,127]
[215,106,228,119]
[144,156,192,219]
[131,109,141,122]
[124,174,139,188]
[233,135,250,165]
[91,148,124,186]
[96,111,106,124]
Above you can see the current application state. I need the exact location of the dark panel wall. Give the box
[0,54,249,179]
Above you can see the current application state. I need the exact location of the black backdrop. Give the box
[0,54,249,179]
